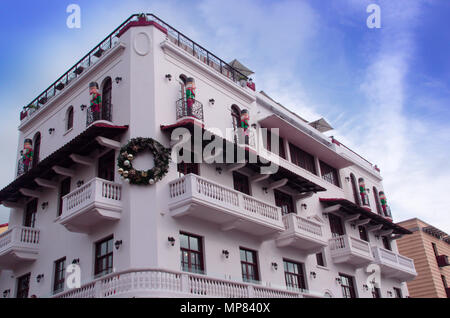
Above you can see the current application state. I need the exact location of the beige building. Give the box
[396,218,450,298]
[0,224,7,235]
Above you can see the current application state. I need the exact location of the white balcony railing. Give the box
[54,268,313,298]
[371,246,417,281]
[276,214,327,252]
[59,178,122,233]
[169,174,284,236]
[329,234,373,267]
[0,226,40,267]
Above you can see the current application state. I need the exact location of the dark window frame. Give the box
[180,232,204,274]
[316,252,326,267]
[289,143,316,175]
[233,171,251,196]
[393,287,403,298]
[53,257,66,294]
[23,199,37,228]
[94,235,114,278]
[32,132,41,169]
[358,225,369,242]
[58,177,71,217]
[283,259,307,290]
[339,273,357,298]
[16,273,31,298]
[319,160,340,187]
[274,189,296,215]
[240,247,259,283]
[382,236,392,251]
[66,107,74,131]
[98,150,115,182]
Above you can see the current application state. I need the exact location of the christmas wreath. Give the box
[117,137,171,185]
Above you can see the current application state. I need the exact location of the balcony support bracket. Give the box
[353,218,370,226]
[2,200,24,208]
[377,229,393,236]
[323,204,342,214]
[251,174,270,183]
[267,178,288,191]
[70,154,95,166]
[95,136,121,150]
[367,224,383,232]
[226,162,246,172]
[52,166,76,177]
[34,178,58,189]
[19,188,41,198]
[344,213,361,223]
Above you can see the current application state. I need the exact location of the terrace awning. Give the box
[319,198,411,235]
[0,123,128,204]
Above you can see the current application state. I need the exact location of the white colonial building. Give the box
[0,14,416,298]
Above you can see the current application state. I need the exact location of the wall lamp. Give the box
[209,98,215,106]
[262,187,268,194]
[36,274,44,283]
[301,203,307,210]
[115,76,123,84]
[387,290,393,297]
[216,167,223,174]
[366,188,371,194]
[345,177,350,182]
[310,271,317,279]
[165,74,172,81]
[335,277,342,285]
[114,240,123,250]
[363,284,369,291]
[168,237,175,246]
[222,250,229,259]
[72,258,80,265]
[41,202,48,210]
[271,262,278,271]
[77,180,84,188]
[48,128,55,135]
[80,104,87,111]
[3,289,10,298]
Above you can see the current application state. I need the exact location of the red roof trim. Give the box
[160,118,205,131]
[0,223,8,228]
[117,19,168,38]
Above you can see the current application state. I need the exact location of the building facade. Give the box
[396,218,450,298]
[0,14,416,298]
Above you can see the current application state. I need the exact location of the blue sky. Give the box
[0,0,449,231]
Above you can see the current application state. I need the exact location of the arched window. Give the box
[350,174,360,206]
[373,186,382,215]
[66,106,74,131]
[358,177,370,206]
[101,77,112,121]
[32,132,41,168]
[231,105,241,143]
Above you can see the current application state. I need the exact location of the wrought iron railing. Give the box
[20,13,250,122]
[175,98,204,121]
[16,156,33,177]
[86,103,113,126]
[383,205,392,219]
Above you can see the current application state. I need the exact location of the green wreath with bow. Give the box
[117,137,171,185]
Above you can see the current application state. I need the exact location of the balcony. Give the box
[437,255,450,267]
[329,235,373,267]
[86,104,112,127]
[54,268,316,298]
[371,246,417,281]
[175,98,204,122]
[276,214,327,253]
[0,226,40,269]
[168,174,284,238]
[59,178,122,233]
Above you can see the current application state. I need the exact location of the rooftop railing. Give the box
[20,13,250,122]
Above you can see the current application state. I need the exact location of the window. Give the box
[432,242,439,257]
[320,161,339,187]
[66,107,74,131]
[98,150,115,181]
[180,232,204,274]
[101,77,112,121]
[372,287,381,298]
[233,171,250,195]
[94,235,114,277]
[441,275,448,288]
[350,174,360,206]
[373,187,383,215]
[358,178,370,206]
[177,162,199,177]
[16,273,31,298]
[53,257,66,293]
[23,199,37,228]
[263,129,286,159]
[289,143,316,174]
[58,177,71,217]
[231,105,241,131]
[382,236,391,251]
[240,248,259,283]
[316,252,326,267]
[32,132,41,168]
[329,213,345,237]
[339,273,356,298]
[274,190,295,215]
[283,260,306,290]
[393,287,403,298]
[358,226,369,242]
